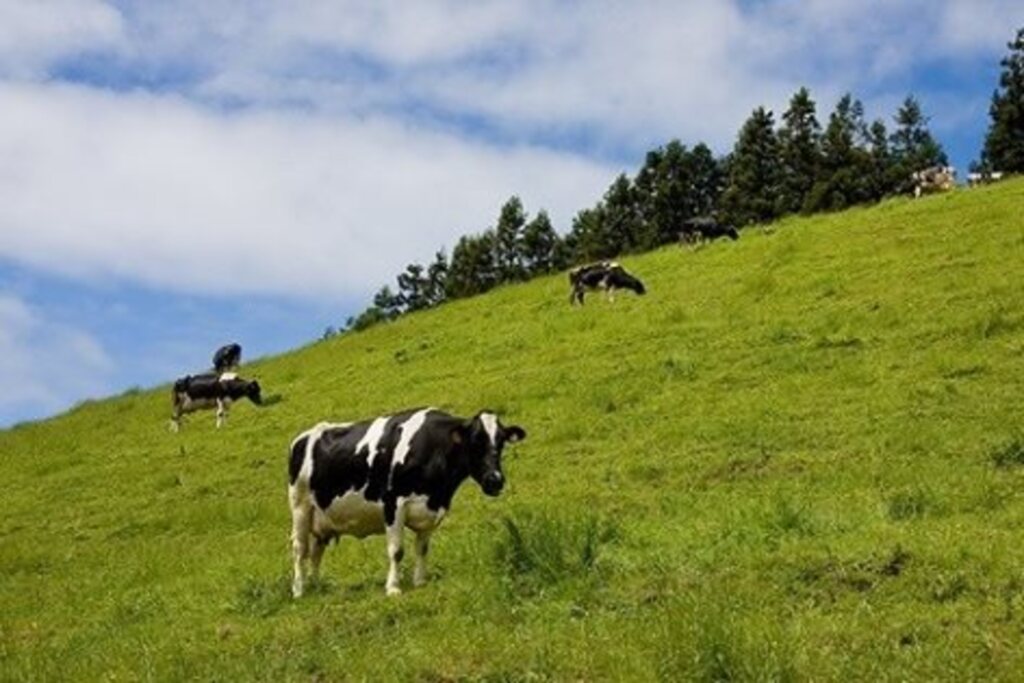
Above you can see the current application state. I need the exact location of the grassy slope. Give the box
[2,180,1024,681]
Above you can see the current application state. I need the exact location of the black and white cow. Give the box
[212,343,242,372]
[911,165,956,197]
[679,217,739,245]
[288,408,526,597]
[568,261,646,305]
[967,170,1004,186]
[170,372,262,431]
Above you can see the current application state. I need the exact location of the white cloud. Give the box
[0,82,615,300]
[73,1,1022,151]
[0,293,113,422]
[940,0,1024,53]
[0,0,1022,304]
[0,0,124,77]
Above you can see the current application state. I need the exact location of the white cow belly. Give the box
[178,396,217,413]
[314,492,445,538]
[316,492,387,539]
[405,495,446,532]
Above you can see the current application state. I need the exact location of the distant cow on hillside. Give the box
[911,165,956,198]
[288,408,526,597]
[679,217,739,245]
[967,171,1005,187]
[213,343,242,372]
[170,372,262,432]
[569,261,646,305]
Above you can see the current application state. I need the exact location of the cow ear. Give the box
[451,425,468,445]
[505,426,526,443]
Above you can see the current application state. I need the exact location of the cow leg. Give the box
[170,399,182,432]
[384,501,407,596]
[289,486,313,598]
[413,530,433,587]
[216,399,227,428]
[309,535,329,583]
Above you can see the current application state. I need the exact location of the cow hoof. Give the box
[292,584,304,599]
[386,586,402,597]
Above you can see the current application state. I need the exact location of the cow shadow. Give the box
[260,393,285,407]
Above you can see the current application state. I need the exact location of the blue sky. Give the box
[0,0,1021,427]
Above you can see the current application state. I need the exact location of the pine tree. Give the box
[890,96,947,189]
[601,174,643,253]
[346,306,388,332]
[446,232,498,299]
[396,263,430,312]
[632,140,708,247]
[521,210,559,275]
[777,87,822,215]
[493,196,528,283]
[689,143,724,218]
[981,27,1024,173]
[720,107,781,225]
[551,231,575,271]
[372,286,402,320]
[805,94,873,212]
[425,250,448,307]
[865,119,897,201]
[651,140,697,245]
[632,149,662,249]
[568,206,614,262]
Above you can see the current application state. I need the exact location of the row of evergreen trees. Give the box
[333,27,1024,336]
[979,28,1024,174]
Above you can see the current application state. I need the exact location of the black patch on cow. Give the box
[289,435,309,485]
[213,343,242,371]
[363,412,412,502]
[392,547,404,563]
[309,423,372,510]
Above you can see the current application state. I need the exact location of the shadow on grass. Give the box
[233,576,293,617]
[990,435,1024,469]
[260,394,285,407]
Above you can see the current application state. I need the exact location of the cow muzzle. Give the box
[481,471,505,497]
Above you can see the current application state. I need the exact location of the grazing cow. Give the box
[679,217,739,245]
[213,343,242,372]
[967,171,1005,187]
[911,165,956,198]
[288,408,526,597]
[569,261,646,305]
[170,372,262,432]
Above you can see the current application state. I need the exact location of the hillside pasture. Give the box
[2,180,1024,680]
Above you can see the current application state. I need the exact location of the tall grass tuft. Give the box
[492,510,617,598]
[655,594,798,682]
[990,435,1024,469]
[886,487,936,521]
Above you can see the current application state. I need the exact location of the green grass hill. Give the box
[3,180,1024,681]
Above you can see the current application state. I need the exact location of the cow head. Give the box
[457,411,527,497]
[247,380,263,405]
